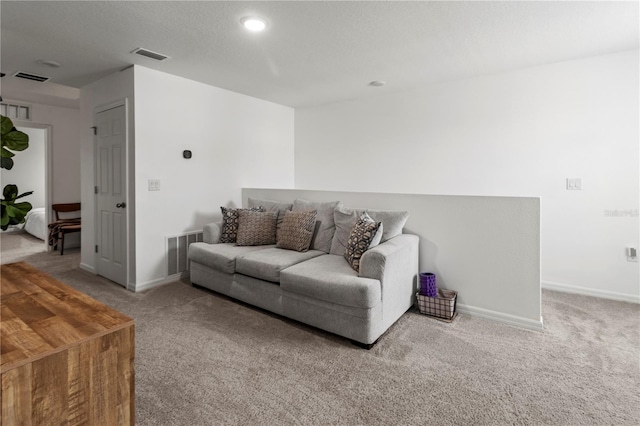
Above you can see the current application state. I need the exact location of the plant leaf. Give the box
[6,203,21,216]
[13,201,32,211]
[1,147,15,158]
[3,184,18,200]
[6,202,31,223]
[1,116,14,136]
[0,157,14,170]
[1,204,9,227]
[3,130,29,151]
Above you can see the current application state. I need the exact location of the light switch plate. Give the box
[566,178,582,190]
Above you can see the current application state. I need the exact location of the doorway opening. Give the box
[0,124,52,259]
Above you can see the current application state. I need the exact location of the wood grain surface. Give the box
[1,262,135,425]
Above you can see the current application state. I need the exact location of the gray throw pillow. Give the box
[344,213,382,272]
[247,198,293,239]
[236,210,277,246]
[292,199,341,253]
[366,209,409,242]
[276,210,317,252]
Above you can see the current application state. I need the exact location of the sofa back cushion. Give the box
[292,199,341,253]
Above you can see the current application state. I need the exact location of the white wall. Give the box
[3,100,81,205]
[79,67,135,278]
[1,127,45,209]
[295,50,639,302]
[133,67,294,289]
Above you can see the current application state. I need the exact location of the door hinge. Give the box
[94,186,98,194]
[95,245,98,253]
[91,126,97,135]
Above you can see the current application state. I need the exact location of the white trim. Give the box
[542,280,640,304]
[134,272,189,292]
[79,262,97,274]
[456,303,544,331]
[95,99,127,115]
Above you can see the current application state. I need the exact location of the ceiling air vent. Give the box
[13,71,50,83]
[131,47,170,62]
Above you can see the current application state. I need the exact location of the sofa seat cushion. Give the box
[189,242,274,274]
[236,248,325,283]
[280,254,381,309]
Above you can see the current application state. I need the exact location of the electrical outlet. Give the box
[627,247,638,262]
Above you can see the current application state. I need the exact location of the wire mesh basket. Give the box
[416,289,457,321]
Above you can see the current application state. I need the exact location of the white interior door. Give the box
[95,105,127,287]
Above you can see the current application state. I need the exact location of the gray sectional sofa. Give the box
[188,198,419,347]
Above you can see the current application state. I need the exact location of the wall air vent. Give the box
[131,47,170,62]
[166,231,203,277]
[13,71,50,82]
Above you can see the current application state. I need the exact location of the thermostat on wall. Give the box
[183,150,192,159]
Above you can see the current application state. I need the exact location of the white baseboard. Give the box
[134,271,189,292]
[79,262,96,274]
[456,303,544,331]
[542,280,640,304]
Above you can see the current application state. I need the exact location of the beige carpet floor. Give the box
[0,229,49,261]
[1,232,639,425]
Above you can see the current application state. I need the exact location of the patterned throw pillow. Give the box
[220,206,263,243]
[247,198,293,240]
[276,210,317,252]
[236,211,277,246]
[344,213,382,272]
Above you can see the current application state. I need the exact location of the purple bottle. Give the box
[419,273,437,297]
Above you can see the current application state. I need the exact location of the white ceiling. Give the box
[1,1,638,108]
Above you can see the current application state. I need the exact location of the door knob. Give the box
[116,202,126,208]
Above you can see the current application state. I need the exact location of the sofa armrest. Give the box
[203,222,222,244]
[360,234,418,282]
[360,234,419,322]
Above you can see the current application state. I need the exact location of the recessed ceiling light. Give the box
[369,81,386,87]
[241,16,268,32]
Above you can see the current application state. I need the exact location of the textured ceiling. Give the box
[1,1,638,108]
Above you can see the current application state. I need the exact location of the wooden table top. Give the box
[1,262,134,373]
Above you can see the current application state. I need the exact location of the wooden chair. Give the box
[51,203,81,255]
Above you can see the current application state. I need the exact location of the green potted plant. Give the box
[1,115,33,230]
